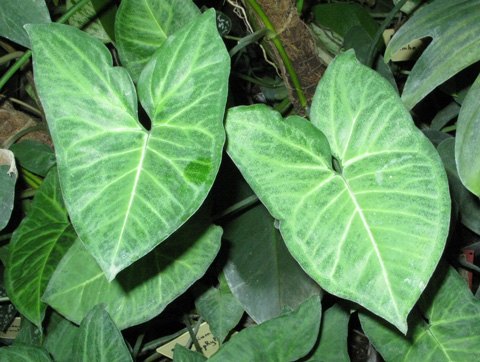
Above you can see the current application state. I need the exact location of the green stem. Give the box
[22,168,43,189]
[273,96,292,115]
[212,194,260,222]
[246,0,307,108]
[365,0,409,68]
[3,125,47,149]
[0,297,10,303]
[132,331,146,359]
[440,125,457,133]
[0,51,24,66]
[0,0,92,92]
[183,316,203,353]
[0,95,42,116]
[0,233,13,242]
[20,189,38,199]
[296,0,304,14]
[231,72,283,88]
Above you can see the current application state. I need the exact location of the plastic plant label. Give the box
[383,29,424,61]
[0,317,21,340]
[157,322,220,358]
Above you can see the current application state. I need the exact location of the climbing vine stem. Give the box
[246,0,307,109]
[0,0,92,92]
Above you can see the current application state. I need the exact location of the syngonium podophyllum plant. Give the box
[1,0,480,361]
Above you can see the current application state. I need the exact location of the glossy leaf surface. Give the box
[0,0,50,47]
[26,10,229,280]
[223,204,322,324]
[209,295,321,362]
[385,0,480,110]
[5,168,76,329]
[43,217,221,330]
[74,305,133,362]
[360,263,480,361]
[455,73,480,197]
[115,0,200,81]
[226,51,450,332]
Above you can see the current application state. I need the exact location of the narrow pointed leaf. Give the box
[26,10,229,281]
[385,0,480,110]
[74,305,133,362]
[115,0,200,81]
[360,262,480,361]
[5,167,76,329]
[226,51,450,333]
[223,204,322,324]
[209,295,321,362]
[455,73,480,197]
[43,217,221,330]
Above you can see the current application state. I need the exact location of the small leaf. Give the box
[226,51,450,333]
[5,167,76,329]
[194,276,244,343]
[223,204,322,324]
[0,150,17,231]
[430,102,460,131]
[173,345,207,362]
[73,304,133,362]
[27,10,229,280]
[455,73,480,197]
[43,215,221,330]
[10,140,56,177]
[0,0,50,48]
[0,343,52,362]
[360,262,480,361]
[209,295,321,362]
[385,0,480,109]
[306,304,350,362]
[66,0,117,43]
[115,0,200,81]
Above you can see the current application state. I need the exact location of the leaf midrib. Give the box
[341,174,400,318]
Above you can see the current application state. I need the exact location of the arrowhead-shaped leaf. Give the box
[208,295,321,362]
[223,204,322,324]
[225,50,450,333]
[43,216,221,330]
[26,9,229,281]
[74,305,133,362]
[359,262,480,361]
[115,0,200,82]
[5,167,76,329]
[385,0,480,110]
